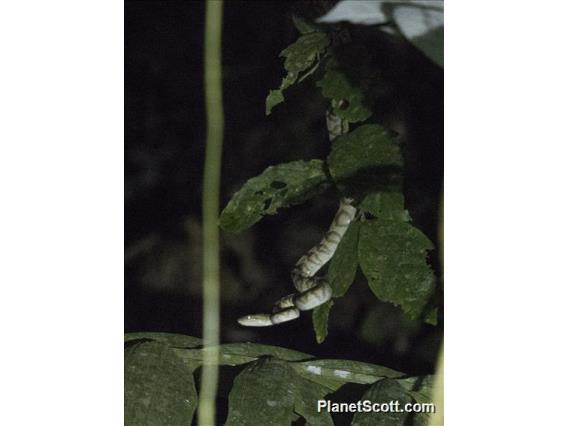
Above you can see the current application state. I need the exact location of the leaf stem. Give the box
[199,1,224,425]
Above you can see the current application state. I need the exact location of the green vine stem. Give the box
[199,1,224,425]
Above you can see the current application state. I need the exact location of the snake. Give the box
[237,197,357,326]
[238,109,356,327]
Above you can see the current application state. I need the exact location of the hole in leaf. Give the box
[255,190,264,196]
[263,198,272,210]
[270,181,287,189]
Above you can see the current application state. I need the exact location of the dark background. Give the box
[125,0,443,385]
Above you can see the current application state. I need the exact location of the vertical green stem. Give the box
[199,1,223,425]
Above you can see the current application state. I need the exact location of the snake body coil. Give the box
[237,198,357,326]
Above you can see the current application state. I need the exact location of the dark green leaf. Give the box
[266,32,329,115]
[220,160,331,233]
[326,220,361,297]
[399,375,434,404]
[359,192,409,221]
[125,341,197,426]
[292,15,320,35]
[312,300,334,344]
[226,359,297,426]
[293,376,334,425]
[281,33,329,75]
[266,89,285,115]
[351,379,413,426]
[172,342,313,368]
[358,219,435,320]
[424,307,438,326]
[313,221,361,344]
[327,124,402,196]
[317,69,372,123]
[219,342,312,362]
[292,359,403,388]
[124,332,202,348]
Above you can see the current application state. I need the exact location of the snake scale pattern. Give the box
[237,198,357,326]
[238,110,357,327]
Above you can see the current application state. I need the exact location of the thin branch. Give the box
[199,1,224,425]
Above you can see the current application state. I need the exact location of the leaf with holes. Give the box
[124,341,197,426]
[266,32,330,114]
[359,192,409,221]
[358,219,435,320]
[317,68,373,123]
[220,160,331,233]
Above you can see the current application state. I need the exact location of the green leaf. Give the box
[317,69,372,123]
[351,378,413,426]
[424,306,438,326]
[220,160,331,233]
[292,359,403,389]
[358,219,435,320]
[293,376,334,425]
[266,32,330,115]
[312,221,360,344]
[326,220,361,297]
[124,332,202,348]
[218,342,312,362]
[124,341,197,426]
[172,342,313,368]
[226,358,297,426]
[359,192,409,221]
[281,32,329,75]
[327,124,402,196]
[266,90,285,115]
[312,300,334,344]
[399,375,434,404]
[292,15,320,35]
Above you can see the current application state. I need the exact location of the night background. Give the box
[125,0,443,404]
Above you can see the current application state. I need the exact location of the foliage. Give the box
[124,333,434,426]
[219,160,330,233]
[220,16,439,335]
[125,9,442,425]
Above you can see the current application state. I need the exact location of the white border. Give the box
[445,0,568,424]
[1,0,567,424]
[0,1,123,424]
